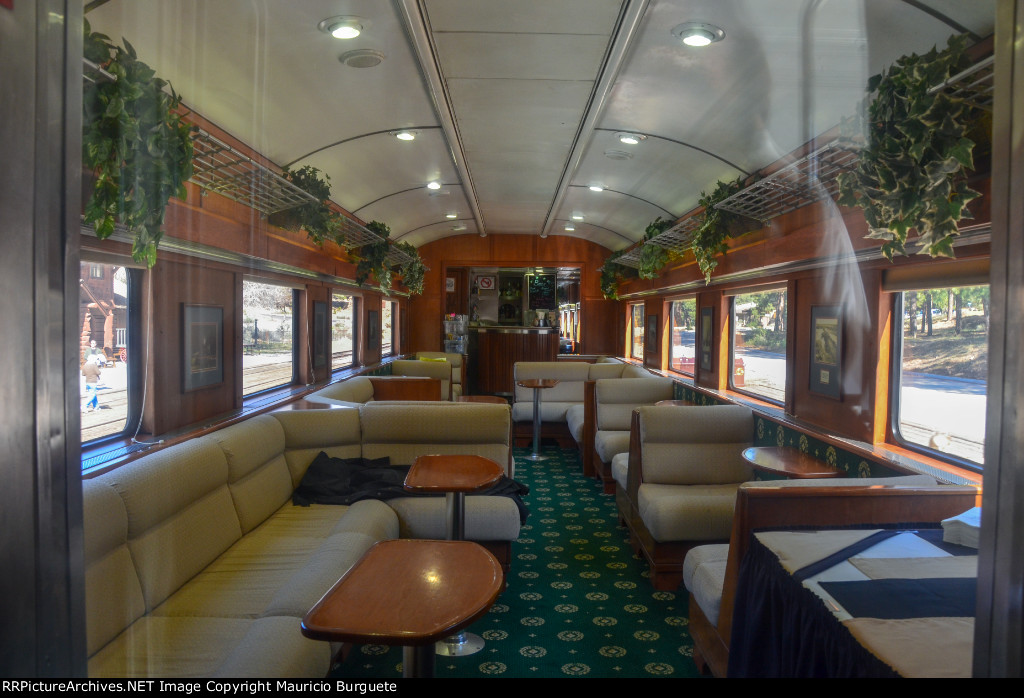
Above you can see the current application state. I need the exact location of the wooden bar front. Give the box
[470,328,558,395]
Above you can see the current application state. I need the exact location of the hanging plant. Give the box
[636,217,674,280]
[353,221,393,292]
[599,250,637,300]
[691,178,745,283]
[837,34,985,259]
[82,20,196,267]
[272,166,344,247]
[395,241,426,296]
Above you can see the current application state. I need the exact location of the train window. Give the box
[242,280,296,396]
[893,285,988,467]
[381,299,395,357]
[79,261,135,443]
[332,293,357,369]
[730,288,787,403]
[629,303,644,360]
[668,298,696,376]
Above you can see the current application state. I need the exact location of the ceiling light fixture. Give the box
[571,213,584,221]
[393,130,417,141]
[446,212,458,219]
[589,184,605,192]
[426,181,442,190]
[671,22,725,47]
[616,132,646,145]
[564,223,575,232]
[319,16,363,39]
[452,223,467,231]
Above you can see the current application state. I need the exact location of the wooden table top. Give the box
[742,446,842,479]
[301,539,503,645]
[404,454,504,493]
[516,378,559,390]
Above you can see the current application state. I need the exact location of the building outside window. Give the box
[668,298,696,375]
[730,288,787,403]
[242,280,295,396]
[79,261,130,443]
[893,285,988,466]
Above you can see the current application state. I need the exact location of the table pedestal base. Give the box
[436,630,486,657]
[403,644,435,678]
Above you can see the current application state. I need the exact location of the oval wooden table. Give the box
[516,378,559,461]
[301,539,503,678]
[742,446,842,479]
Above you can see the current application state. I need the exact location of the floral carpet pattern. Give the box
[335,445,702,678]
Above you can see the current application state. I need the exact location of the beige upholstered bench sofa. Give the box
[415,351,466,398]
[83,401,517,678]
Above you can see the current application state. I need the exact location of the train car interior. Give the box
[4,0,1024,679]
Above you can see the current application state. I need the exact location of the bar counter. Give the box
[468,326,559,395]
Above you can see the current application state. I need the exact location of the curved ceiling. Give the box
[87,0,995,252]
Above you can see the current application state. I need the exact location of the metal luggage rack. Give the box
[928,54,994,110]
[612,215,703,269]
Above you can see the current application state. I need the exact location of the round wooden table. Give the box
[404,454,504,656]
[742,446,842,479]
[301,539,503,678]
[516,378,559,461]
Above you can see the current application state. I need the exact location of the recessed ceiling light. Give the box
[452,223,467,231]
[571,213,584,221]
[446,212,458,219]
[394,130,417,141]
[427,181,442,190]
[589,184,605,192]
[319,16,363,39]
[617,132,646,145]
[564,223,575,232]
[671,22,725,47]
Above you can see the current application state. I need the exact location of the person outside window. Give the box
[82,353,102,412]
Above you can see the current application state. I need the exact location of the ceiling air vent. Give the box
[339,50,385,69]
[604,149,633,160]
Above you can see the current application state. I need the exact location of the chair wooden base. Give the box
[688,594,729,677]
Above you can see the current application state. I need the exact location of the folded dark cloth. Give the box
[292,452,530,523]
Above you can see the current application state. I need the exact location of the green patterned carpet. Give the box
[334,445,702,679]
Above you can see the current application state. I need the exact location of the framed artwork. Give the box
[182,304,223,392]
[810,305,842,399]
[367,309,380,354]
[446,277,456,292]
[699,306,714,372]
[313,301,328,369]
[645,314,658,355]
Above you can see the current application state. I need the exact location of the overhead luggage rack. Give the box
[713,141,858,223]
[189,129,319,217]
[928,54,994,110]
[611,215,702,269]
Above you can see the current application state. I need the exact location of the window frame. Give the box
[666,296,697,377]
[889,291,985,473]
[727,286,788,406]
[241,278,299,398]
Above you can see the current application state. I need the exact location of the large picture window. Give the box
[381,299,395,357]
[332,293,356,369]
[893,285,988,467]
[730,288,787,403]
[242,280,295,396]
[629,303,644,361]
[668,298,696,375]
[79,261,134,444]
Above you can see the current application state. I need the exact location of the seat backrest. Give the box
[595,377,674,431]
[513,361,590,403]
[308,375,374,405]
[271,407,362,487]
[391,359,452,400]
[416,352,465,397]
[638,405,754,485]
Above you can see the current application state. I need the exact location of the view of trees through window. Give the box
[731,289,787,402]
[79,261,129,443]
[669,298,696,374]
[381,299,394,356]
[332,293,355,368]
[897,285,988,465]
[242,280,294,396]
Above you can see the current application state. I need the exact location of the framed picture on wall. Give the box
[313,301,328,369]
[645,314,658,355]
[809,305,842,399]
[182,304,223,392]
[699,306,714,372]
